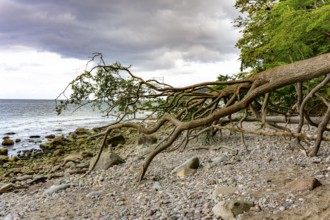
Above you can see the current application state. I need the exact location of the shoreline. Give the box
[1,122,330,219]
[1,118,115,157]
[0,99,116,156]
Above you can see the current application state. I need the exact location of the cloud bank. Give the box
[0,0,241,98]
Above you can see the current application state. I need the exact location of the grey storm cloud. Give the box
[0,0,240,70]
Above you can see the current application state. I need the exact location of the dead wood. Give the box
[58,53,330,183]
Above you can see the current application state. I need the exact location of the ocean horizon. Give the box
[0,99,115,156]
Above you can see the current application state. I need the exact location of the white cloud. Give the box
[133,53,240,87]
[0,46,240,99]
[0,0,242,99]
[0,46,88,99]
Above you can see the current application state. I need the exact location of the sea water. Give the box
[0,99,115,156]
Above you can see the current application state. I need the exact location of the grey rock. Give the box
[43,184,70,195]
[45,134,56,139]
[138,135,158,146]
[51,165,62,172]
[86,191,105,198]
[107,134,125,147]
[1,139,14,146]
[15,139,21,143]
[151,181,162,191]
[0,148,8,156]
[76,162,89,168]
[0,155,9,165]
[0,183,15,194]
[4,132,15,135]
[27,176,47,185]
[15,175,33,181]
[89,152,125,171]
[212,200,254,220]
[286,177,321,191]
[212,155,229,164]
[63,153,83,164]
[74,127,89,135]
[172,156,200,174]
[176,168,197,177]
[65,161,76,168]
[4,213,14,220]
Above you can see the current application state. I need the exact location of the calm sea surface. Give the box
[0,99,115,155]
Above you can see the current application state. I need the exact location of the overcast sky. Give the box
[0,0,241,99]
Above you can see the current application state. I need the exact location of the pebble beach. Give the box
[1,123,330,220]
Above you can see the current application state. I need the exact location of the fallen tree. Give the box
[56,53,330,183]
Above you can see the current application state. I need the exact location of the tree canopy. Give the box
[235,0,330,73]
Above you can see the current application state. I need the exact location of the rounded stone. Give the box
[0,148,8,155]
[2,139,14,146]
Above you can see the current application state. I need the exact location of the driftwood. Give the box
[59,53,330,183]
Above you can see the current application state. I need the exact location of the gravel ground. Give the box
[1,124,330,220]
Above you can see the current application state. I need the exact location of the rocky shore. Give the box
[1,123,330,219]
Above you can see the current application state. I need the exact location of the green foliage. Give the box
[269,85,297,111]
[55,57,188,120]
[234,0,330,113]
[214,74,237,90]
[56,62,141,118]
[235,0,330,73]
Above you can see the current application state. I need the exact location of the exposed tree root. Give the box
[57,53,330,183]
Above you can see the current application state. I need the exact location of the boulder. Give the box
[172,156,200,174]
[89,152,125,171]
[81,151,94,158]
[29,135,41,138]
[51,135,67,145]
[67,133,77,141]
[43,184,70,195]
[26,176,47,185]
[15,138,21,143]
[39,143,56,152]
[74,127,89,135]
[76,162,89,169]
[138,135,158,146]
[45,134,55,139]
[107,134,125,147]
[9,156,19,162]
[0,148,8,156]
[0,155,9,165]
[286,177,322,191]
[52,149,65,157]
[63,153,83,164]
[212,200,254,220]
[17,150,31,158]
[15,175,33,182]
[4,132,15,135]
[41,135,67,152]
[0,183,15,194]
[1,138,14,146]
[176,168,197,177]
[212,155,230,164]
